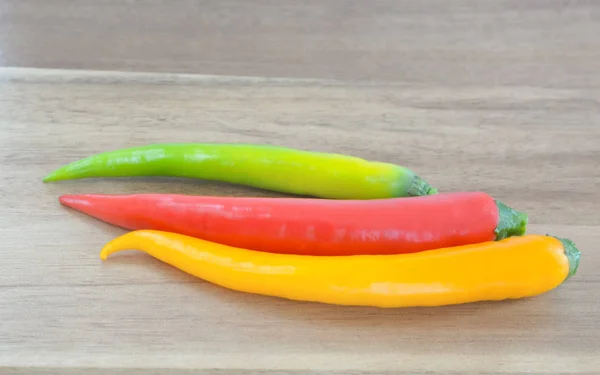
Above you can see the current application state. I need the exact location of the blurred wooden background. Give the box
[1,1,599,374]
[2,0,599,87]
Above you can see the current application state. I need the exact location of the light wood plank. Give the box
[0,67,599,373]
[1,0,599,87]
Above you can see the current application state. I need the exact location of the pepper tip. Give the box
[100,241,119,261]
[42,170,62,183]
[100,250,109,261]
[58,194,79,207]
[99,231,147,261]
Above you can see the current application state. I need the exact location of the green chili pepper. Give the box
[43,143,437,199]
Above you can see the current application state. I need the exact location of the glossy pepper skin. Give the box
[61,191,527,256]
[100,230,580,308]
[42,143,437,199]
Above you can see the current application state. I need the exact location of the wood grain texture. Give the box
[1,67,599,373]
[1,0,600,87]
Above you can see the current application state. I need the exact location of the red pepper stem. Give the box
[494,200,528,240]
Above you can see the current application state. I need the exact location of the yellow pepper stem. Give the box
[553,236,580,279]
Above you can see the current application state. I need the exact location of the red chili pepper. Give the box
[59,192,527,256]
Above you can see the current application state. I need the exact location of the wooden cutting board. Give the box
[1,67,598,374]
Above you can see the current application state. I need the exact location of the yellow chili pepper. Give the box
[100,230,580,308]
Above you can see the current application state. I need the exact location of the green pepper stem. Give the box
[554,237,581,280]
[494,200,528,240]
[407,175,438,196]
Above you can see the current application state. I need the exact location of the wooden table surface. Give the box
[1,1,599,374]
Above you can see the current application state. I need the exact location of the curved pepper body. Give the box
[100,230,579,308]
[60,192,527,256]
[43,143,437,199]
